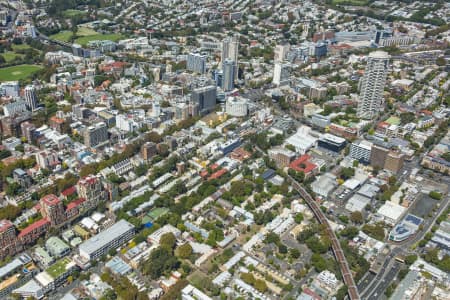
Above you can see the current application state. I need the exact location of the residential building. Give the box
[35,150,59,169]
[222,59,235,91]
[78,220,135,261]
[357,51,390,119]
[141,142,157,161]
[0,220,19,259]
[187,53,207,74]
[273,62,290,86]
[40,194,66,226]
[268,147,296,168]
[24,85,38,111]
[3,101,27,117]
[222,34,239,81]
[77,175,107,209]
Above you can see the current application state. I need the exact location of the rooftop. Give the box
[79,219,134,256]
[46,257,72,279]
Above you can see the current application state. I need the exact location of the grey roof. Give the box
[79,219,134,256]
[0,258,23,279]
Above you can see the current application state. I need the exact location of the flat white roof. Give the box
[378,202,407,222]
[79,219,134,256]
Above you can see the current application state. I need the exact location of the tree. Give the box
[350,211,363,224]
[294,213,304,224]
[405,254,417,266]
[160,233,176,250]
[142,247,180,279]
[429,191,442,200]
[175,243,192,259]
[340,167,355,180]
[254,279,268,293]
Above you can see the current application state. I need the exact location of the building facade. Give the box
[357,51,390,119]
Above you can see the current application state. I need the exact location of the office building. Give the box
[222,59,235,92]
[83,122,108,148]
[317,134,347,152]
[389,214,423,242]
[40,194,66,226]
[191,85,217,114]
[357,51,390,119]
[350,140,373,164]
[24,85,38,111]
[78,219,135,261]
[187,53,207,74]
[273,62,290,86]
[225,96,248,117]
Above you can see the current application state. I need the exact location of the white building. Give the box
[357,51,390,120]
[225,96,248,117]
[78,220,135,260]
[35,150,59,169]
[350,140,373,164]
[24,85,38,111]
[273,62,290,86]
[116,114,140,132]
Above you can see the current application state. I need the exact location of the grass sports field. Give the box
[49,31,73,42]
[62,9,87,18]
[0,65,43,81]
[332,0,368,5]
[1,52,23,63]
[75,33,124,46]
[77,27,98,36]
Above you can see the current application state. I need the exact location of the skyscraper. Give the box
[222,59,235,92]
[357,51,390,120]
[24,85,38,111]
[187,53,207,74]
[222,34,239,81]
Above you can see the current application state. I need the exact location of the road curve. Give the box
[287,175,360,300]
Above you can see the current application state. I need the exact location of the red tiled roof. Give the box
[208,169,227,180]
[66,198,86,211]
[289,154,317,174]
[18,218,50,238]
[210,163,219,170]
[0,219,13,233]
[40,194,60,206]
[61,186,76,197]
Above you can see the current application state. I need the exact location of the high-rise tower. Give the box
[357,51,390,120]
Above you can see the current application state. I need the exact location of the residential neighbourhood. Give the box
[0,0,449,299]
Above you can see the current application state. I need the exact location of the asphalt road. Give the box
[366,261,401,300]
